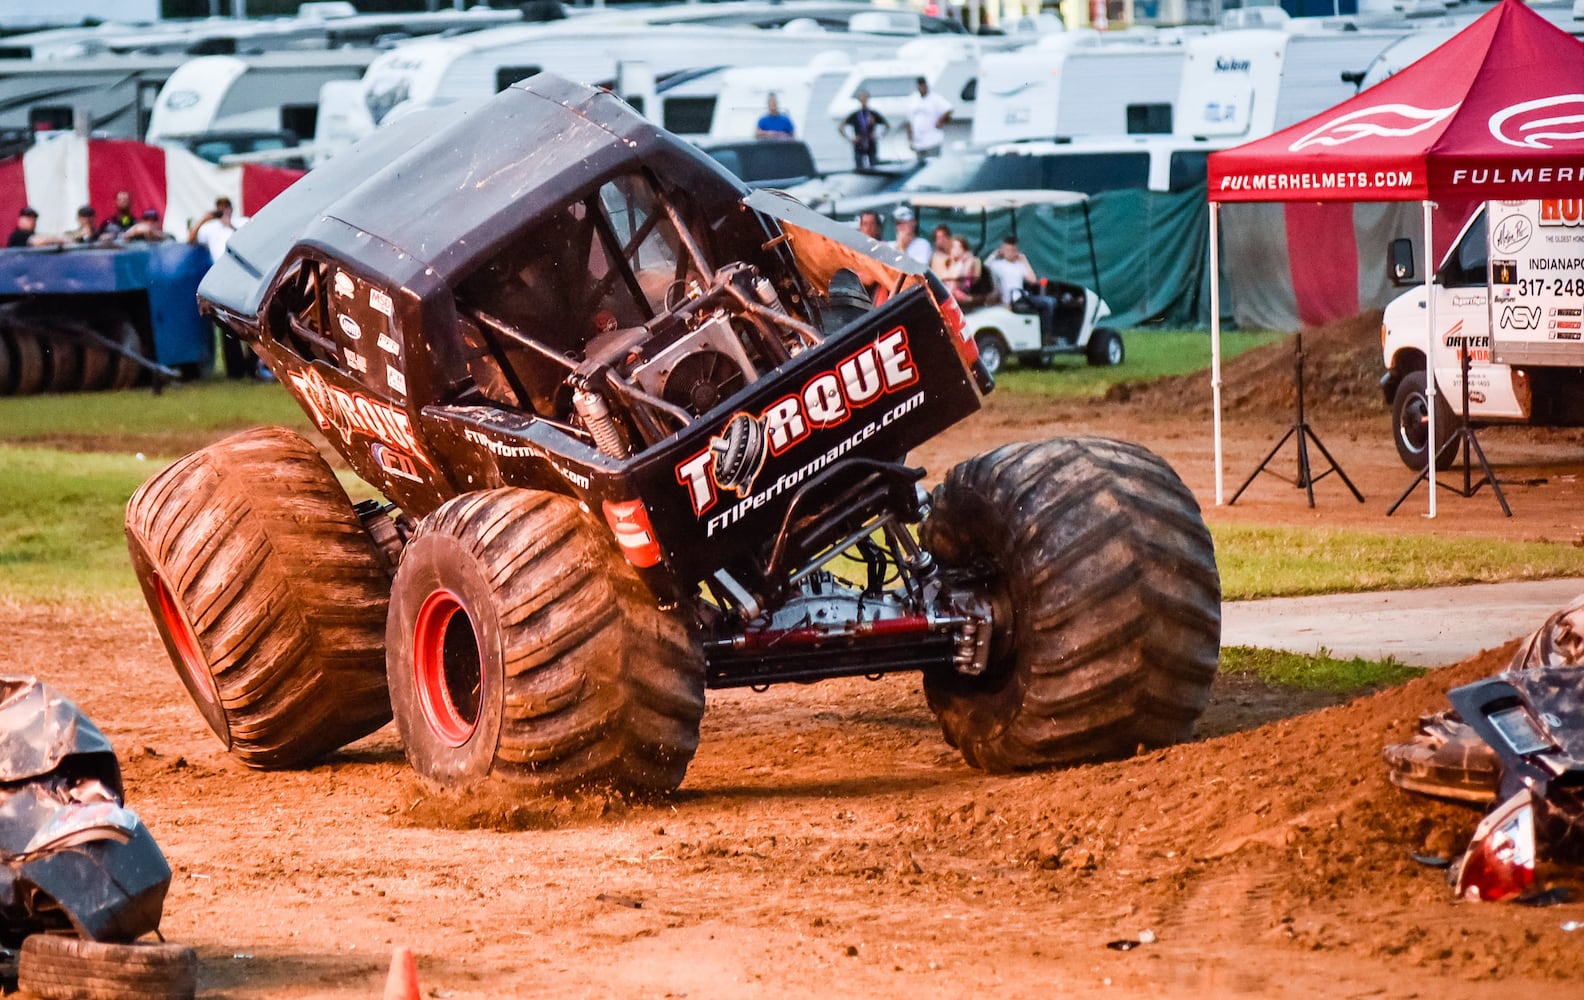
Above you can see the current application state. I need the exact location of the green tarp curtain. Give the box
[914,183,1213,328]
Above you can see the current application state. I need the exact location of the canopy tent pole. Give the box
[1210,202,1224,506]
[1423,199,1437,518]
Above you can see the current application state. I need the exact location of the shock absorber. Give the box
[572,388,628,459]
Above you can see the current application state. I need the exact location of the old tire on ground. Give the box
[77,319,119,392]
[973,331,1009,376]
[1086,327,1124,367]
[18,934,197,1000]
[42,331,84,393]
[108,320,144,390]
[1391,368,1454,471]
[124,426,392,768]
[387,489,705,795]
[919,437,1221,772]
[6,326,45,394]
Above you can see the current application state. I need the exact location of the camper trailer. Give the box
[1174,27,1410,141]
[972,30,1189,147]
[324,2,956,160]
[144,52,373,149]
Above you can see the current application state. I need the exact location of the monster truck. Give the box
[124,76,1222,795]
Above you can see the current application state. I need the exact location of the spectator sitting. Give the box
[98,190,137,241]
[891,205,930,265]
[985,236,1039,305]
[755,94,795,140]
[856,209,883,241]
[929,224,953,275]
[6,207,63,248]
[125,208,171,242]
[944,235,986,305]
[67,206,100,244]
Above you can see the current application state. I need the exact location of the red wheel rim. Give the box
[153,575,220,706]
[413,590,482,747]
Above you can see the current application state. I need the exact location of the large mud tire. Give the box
[124,426,392,768]
[6,326,45,394]
[0,326,11,392]
[919,438,1221,772]
[18,935,197,1000]
[387,489,705,796]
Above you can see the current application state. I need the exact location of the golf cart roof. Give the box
[907,189,1090,212]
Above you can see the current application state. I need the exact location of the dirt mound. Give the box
[1109,311,1387,420]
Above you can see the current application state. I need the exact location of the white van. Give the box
[1380,200,1584,469]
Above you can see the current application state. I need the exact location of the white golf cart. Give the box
[910,191,1120,374]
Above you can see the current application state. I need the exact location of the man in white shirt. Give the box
[190,197,243,262]
[985,236,1038,305]
[905,77,952,162]
[891,206,931,264]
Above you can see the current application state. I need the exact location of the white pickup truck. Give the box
[1381,199,1584,469]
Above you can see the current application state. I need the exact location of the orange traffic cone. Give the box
[383,945,420,1000]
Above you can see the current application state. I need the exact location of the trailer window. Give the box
[1126,103,1172,135]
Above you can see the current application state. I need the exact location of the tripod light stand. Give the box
[1387,344,1511,517]
[1229,328,1365,508]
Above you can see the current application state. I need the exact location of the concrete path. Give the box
[1221,577,1584,667]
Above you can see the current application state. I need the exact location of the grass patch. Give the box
[0,380,312,456]
[1213,523,1584,601]
[0,444,377,604]
[1220,645,1426,692]
[0,447,151,603]
[992,329,1283,400]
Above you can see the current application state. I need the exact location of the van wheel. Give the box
[1391,369,1454,471]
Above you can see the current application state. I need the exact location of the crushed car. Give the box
[125,74,1222,798]
[1386,595,1584,901]
[0,676,195,999]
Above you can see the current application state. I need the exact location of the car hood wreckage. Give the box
[1388,594,1584,901]
[0,677,170,948]
[125,74,1223,797]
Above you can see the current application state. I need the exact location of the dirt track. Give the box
[15,318,1584,998]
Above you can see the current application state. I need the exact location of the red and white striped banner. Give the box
[0,133,302,240]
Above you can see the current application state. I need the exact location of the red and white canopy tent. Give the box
[1206,0,1584,514]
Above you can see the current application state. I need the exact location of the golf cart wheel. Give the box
[125,426,392,768]
[920,437,1221,772]
[1391,368,1454,471]
[387,489,705,795]
[5,325,45,394]
[18,934,197,1000]
[1085,327,1124,367]
[974,332,1010,376]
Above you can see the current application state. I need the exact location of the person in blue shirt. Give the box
[756,94,795,140]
